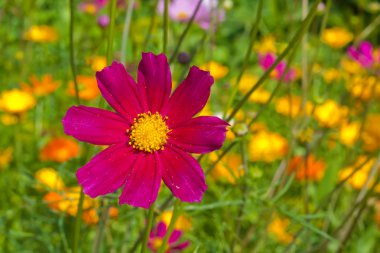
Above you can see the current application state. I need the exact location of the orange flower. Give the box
[40,137,80,163]
[23,25,58,43]
[268,216,293,244]
[209,152,243,184]
[21,74,59,96]
[275,95,312,118]
[68,75,100,100]
[362,114,380,152]
[288,155,326,181]
[249,130,288,162]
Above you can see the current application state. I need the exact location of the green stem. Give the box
[143,0,159,49]
[169,0,203,63]
[121,0,136,64]
[107,0,117,64]
[140,203,155,253]
[73,189,85,253]
[69,0,80,106]
[157,199,181,253]
[226,0,322,123]
[163,0,169,54]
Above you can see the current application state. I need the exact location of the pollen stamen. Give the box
[127,112,170,153]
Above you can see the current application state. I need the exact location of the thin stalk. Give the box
[140,203,155,253]
[107,0,117,63]
[72,190,85,253]
[223,0,263,118]
[121,0,136,64]
[163,0,169,54]
[169,0,203,63]
[157,199,182,253]
[355,13,380,43]
[92,205,110,253]
[226,0,322,123]
[143,0,159,49]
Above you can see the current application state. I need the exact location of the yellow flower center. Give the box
[128,112,170,153]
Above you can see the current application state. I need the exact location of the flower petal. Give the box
[62,105,129,145]
[166,66,214,126]
[96,61,147,123]
[137,52,172,113]
[77,143,138,197]
[161,147,207,202]
[169,230,182,243]
[119,153,162,208]
[168,116,228,154]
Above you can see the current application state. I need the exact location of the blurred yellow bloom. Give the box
[321,27,353,49]
[362,114,380,152]
[1,114,18,126]
[339,156,379,190]
[314,100,348,128]
[249,130,288,162]
[346,75,380,101]
[268,217,293,244]
[339,122,360,147]
[236,74,270,104]
[209,152,243,184]
[161,211,192,231]
[323,68,341,84]
[21,74,59,97]
[24,25,58,43]
[275,95,312,118]
[35,168,65,191]
[88,56,107,72]
[199,61,229,80]
[254,35,277,54]
[0,89,36,114]
[341,58,364,75]
[68,75,100,100]
[0,147,12,170]
[40,137,80,163]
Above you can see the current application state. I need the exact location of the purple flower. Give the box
[97,15,110,27]
[158,0,225,30]
[62,52,228,208]
[348,41,375,69]
[148,222,189,253]
[258,53,297,82]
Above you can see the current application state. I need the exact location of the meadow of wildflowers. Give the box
[1,0,380,252]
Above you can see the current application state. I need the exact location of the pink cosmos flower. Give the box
[148,222,189,252]
[258,53,296,82]
[158,0,225,30]
[347,41,378,69]
[62,52,228,208]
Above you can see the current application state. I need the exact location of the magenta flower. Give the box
[97,15,110,27]
[348,41,376,69]
[258,53,296,82]
[62,52,228,208]
[148,222,189,252]
[158,0,225,30]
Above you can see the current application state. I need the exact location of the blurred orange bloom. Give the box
[345,75,380,101]
[362,114,380,152]
[275,95,313,118]
[24,25,58,43]
[288,155,326,181]
[209,152,243,184]
[314,100,348,128]
[21,74,60,97]
[268,216,293,244]
[321,27,353,49]
[199,61,229,80]
[68,75,100,100]
[161,211,192,231]
[88,56,107,72]
[249,130,288,162]
[40,137,80,163]
[0,147,12,170]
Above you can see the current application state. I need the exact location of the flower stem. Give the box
[226,0,322,123]
[72,189,85,253]
[69,0,80,106]
[163,0,169,54]
[157,199,181,253]
[143,0,159,49]
[140,203,155,253]
[107,0,117,64]
[121,0,136,64]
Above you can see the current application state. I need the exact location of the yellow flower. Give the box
[209,152,243,184]
[40,137,80,163]
[68,75,100,100]
[323,68,341,84]
[249,130,288,162]
[346,75,380,101]
[235,74,270,104]
[35,168,65,191]
[0,89,36,114]
[314,100,348,128]
[362,114,380,152]
[199,61,229,80]
[321,27,353,49]
[23,25,58,43]
[341,58,364,75]
[88,56,107,72]
[1,114,18,126]
[21,74,60,97]
[0,148,12,170]
[268,217,293,244]
[161,211,192,231]
[339,122,360,147]
[275,95,312,118]
[254,35,277,54]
